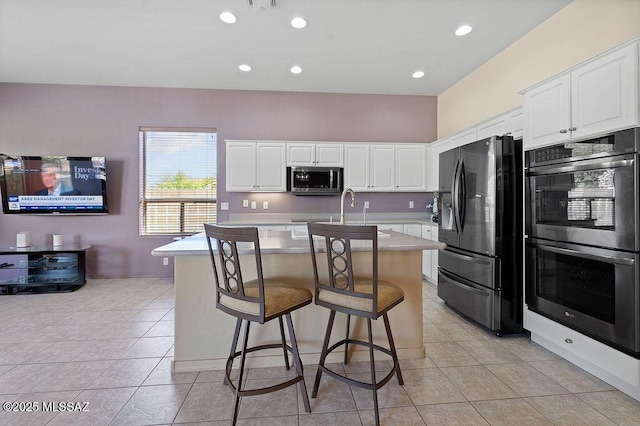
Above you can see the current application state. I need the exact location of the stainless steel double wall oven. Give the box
[525,127,640,357]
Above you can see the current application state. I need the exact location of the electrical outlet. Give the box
[263,201,268,210]
[220,202,229,210]
[251,201,257,210]
[163,257,169,266]
[409,200,414,209]
[242,199,249,208]
[364,201,369,209]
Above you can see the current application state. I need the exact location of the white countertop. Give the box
[152,229,445,257]
[218,212,439,227]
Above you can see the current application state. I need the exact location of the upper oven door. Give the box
[526,153,638,251]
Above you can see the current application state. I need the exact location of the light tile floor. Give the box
[1,278,639,425]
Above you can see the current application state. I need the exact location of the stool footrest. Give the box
[319,338,400,391]
[225,342,302,396]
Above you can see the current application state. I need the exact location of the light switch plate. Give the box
[251,201,257,210]
[220,202,229,210]
[263,201,268,210]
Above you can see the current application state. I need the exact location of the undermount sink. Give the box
[290,229,389,240]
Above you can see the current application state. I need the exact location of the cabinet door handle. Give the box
[564,338,573,344]
[559,129,568,134]
[569,127,577,131]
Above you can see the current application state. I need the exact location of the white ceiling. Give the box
[0,0,573,96]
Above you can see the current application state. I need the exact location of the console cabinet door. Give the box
[226,142,256,191]
[395,145,427,191]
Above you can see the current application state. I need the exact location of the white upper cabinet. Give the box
[395,144,427,191]
[315,143,344,166]
[344,143,396,192]
[226,141,256,192]
[369,144,395,191]
[509,107,524,140]
[343,144,369,191]
[449,127,477,149]
[571,43,638,140]
[524,41,639,150]
[226,141,286,192]
[523,75,571,147]
[477,114,510,140]
[476,107,524,141]
[287,142,343,167]
[426,137,451,192]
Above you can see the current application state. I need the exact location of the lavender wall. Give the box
[0,83,437,278]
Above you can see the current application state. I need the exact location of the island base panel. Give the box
[172,251,425,372]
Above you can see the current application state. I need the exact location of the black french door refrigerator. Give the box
[438,135,524,335]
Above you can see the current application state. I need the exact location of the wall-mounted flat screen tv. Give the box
[0,155,108,214]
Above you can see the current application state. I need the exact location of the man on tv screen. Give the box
[34,163,81,196]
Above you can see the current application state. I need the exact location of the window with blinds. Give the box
[139,128,217,236]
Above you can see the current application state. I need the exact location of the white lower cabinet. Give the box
[421,223,438,283]
[402,223,422,237]
[375,223,404,233]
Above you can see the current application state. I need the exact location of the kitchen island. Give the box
[152,229,445,373]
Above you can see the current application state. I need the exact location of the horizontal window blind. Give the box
[139,128,217,236]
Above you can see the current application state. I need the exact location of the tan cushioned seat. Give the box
[318,279,403,313]
[220,279,312,318]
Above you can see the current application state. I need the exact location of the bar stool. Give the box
[204,224,312,425]
[307,223,404,426]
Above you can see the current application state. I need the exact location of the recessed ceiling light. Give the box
[455,25,472,36]
[291,17,307,29]
[219,11,237,24]
[290,65,302,74]
[412,71,425,79]
[239,64,251,72]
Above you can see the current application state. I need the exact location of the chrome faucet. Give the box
[340,187,356,224]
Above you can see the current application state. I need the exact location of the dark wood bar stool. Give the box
[307,223,404,426]
[204,224,312,425]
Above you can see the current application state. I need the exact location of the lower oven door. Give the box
[526,238,639,354]
[438,268,499,331]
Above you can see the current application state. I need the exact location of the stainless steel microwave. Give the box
[286,166,343,195]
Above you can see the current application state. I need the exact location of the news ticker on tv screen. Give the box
[8,195,105,211]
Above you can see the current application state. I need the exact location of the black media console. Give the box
[0,244,90,294]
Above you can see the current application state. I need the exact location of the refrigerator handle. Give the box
[451,158,460,232]
[458,159,467,232]
[453,158,463,233]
